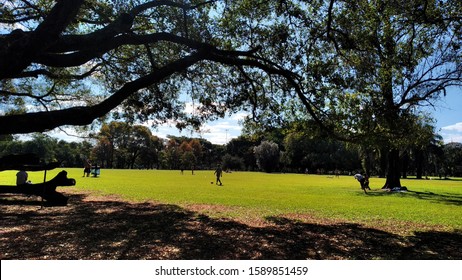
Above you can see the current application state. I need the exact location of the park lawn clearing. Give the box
[3,168,459,235]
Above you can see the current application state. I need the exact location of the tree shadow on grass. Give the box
[1,192,461,260]
[362,189,462,206]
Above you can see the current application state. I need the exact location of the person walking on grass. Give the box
[83,159,91,177]
[214,164,223,186]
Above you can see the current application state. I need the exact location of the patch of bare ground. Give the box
[1,189,461,260]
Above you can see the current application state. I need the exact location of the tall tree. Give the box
[126,125,154,169]
[443,142,462,176]
[95,121,132,167]
[226,136,259,170]
[242,0,461,187]
[137,134,163,169]
[322,0,461,187]
[254,140,280,173]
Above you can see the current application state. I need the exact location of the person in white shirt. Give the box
[354,173,370,193]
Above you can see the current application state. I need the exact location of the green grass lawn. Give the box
[2,168,461,233]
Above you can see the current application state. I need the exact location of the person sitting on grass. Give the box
[16,170,31,186]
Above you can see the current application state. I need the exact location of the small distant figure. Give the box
[16,170,31,186]
[191,165,195,175]
[180,167,184,175]
[91,163,100,177]
[335,169,340,178]
[354,173,371,193]
[83,160,91,177]
[214,165,223,186]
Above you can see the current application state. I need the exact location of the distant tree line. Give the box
[0,133,92,168]
[1,121,461,177]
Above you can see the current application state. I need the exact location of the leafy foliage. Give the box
[0,0,305,134]
[254,140,280,172]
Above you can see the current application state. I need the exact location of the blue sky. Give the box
[153,112,246,145]
[429,87,462,143]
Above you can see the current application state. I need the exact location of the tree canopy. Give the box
[240,0,461,187]
[0,0,300,135]
[2,0,460,134]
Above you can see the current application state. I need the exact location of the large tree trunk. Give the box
[401,150,409,179]
[415,148,424,179]
[383,149,402,189]
[378,148,388,178]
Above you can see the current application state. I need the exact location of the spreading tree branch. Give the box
[0,0,85,79]
[0,51,208,134]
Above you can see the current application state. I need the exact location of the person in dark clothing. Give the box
[214,165,223,186]
[83,160,91,177]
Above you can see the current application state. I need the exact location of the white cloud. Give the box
[442,122,462,132]
[17,127,86,143]
[183,102,195,115]
[203,121,240,131]
[230,112,249,122]
[441,122,462,143]
[441,134,462,143]
[197,120,242,144]
[150,116,244,145]
[149,108,246,144]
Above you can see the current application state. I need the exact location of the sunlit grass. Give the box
[1,168,461,232]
